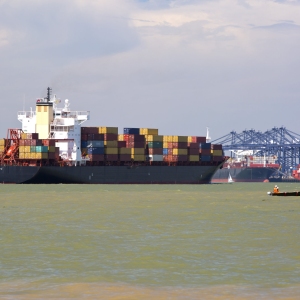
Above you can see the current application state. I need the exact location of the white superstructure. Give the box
[18,88,90,165]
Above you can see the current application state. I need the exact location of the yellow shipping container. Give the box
[24,146,31,153]
[0,139,6,146]
[35,153,42,159]
[188,136,193,143]
[211,150,223,156]
[21,133,27,139]
[119,148,131,155]
[42,153,48,159]
[0,146,4,152]
[19,146,26,153]
[163,142,169,148]
[105,141,118,147]
[118,134,124,141]
[131,148,145,155]
[24,153,31,159]
[163,135,173,142]
[172,136,188,143]
[146,135,163,142]
[189,155,199,162]
[29,153,36,159]
[19,152,25,159]
[173,149,188,155]
[48,146,56,152]
[105,147,118,155]
[99,127,118,134]
[140,128,159,135]
[131,154,145,161]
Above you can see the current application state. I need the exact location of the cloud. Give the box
[0,0,300,138]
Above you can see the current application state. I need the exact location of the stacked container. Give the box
[123,129,146,161]
[18,133,59,160]
[200,142,212,162]
[211,144,223,162]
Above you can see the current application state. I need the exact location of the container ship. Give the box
[211,151,279,183]
[0,88,226,184]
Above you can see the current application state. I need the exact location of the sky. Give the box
[0,0,299,140]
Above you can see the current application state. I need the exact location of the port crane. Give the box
[211,127,300,175]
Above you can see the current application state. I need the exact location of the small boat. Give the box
[267,191,300,196]
[228,173,234,183]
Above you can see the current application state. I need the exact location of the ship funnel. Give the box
[206,127,211,142]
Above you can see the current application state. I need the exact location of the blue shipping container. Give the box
[201,155,211,161]
[87,140,104,148]
[163,148,168,155]
[199,143,211,149]
[87,147,105,155]
[123,128,140,135]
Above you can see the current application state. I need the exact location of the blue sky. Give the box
[0,0,300,139]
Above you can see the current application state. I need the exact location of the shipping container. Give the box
[188,148,199,155]
[104,133,118,141]
[88,147,105,155]
[211,144,222,150]
[148,154,163,161]
[127,141,145,148]
[104,147,118,155]
[173,149,188,155]
[119,147,131,155]
[87,133,104,141]
[172,136,188,143]
[124,128,139,135]
[201,155,211,162]
[81,127,98,134]
[104,141,118,147]
[88,154,105,161]
[147,148,163,155]
[163,148,168,155]
[117,141,127,148]
[200,143,211,149]
[211,149,223,156]
[145,135,163,142]
[189,142,199,149]
[200,149,211,155]
[147,141,163,148]
[119,154,131,161]
[106,154,118,161]
[189,155,199,162]
[140,128,159,135]
[99,127,118,134]
[131,154,145,161]
[87,140,105,148]
[128,134,145,142]
[131,148,145,155]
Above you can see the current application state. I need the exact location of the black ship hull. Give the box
[211,167,277,183]
[0,164,222,184]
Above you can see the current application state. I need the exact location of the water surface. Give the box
[0,183,300,299]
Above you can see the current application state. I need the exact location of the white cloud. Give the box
[0,0,300,138]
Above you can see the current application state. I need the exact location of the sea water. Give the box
[0,183,299,299]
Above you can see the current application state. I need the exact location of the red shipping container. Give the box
[200,149,211,155]
[105,154,118,161]
[128,134,145,142]
[189,142,199,149]
[213,156,223,162]
[81,127,98,134]
[178,142,188,148]
[189,148,199,155]
[104,133,118,141]
[19,140,25,146]
[127,141,145,148]
[178,155,188,161]
[88,154,104,161]
[24,139,31,146]
[118,141,127,148]
[81,134,88,141]
[148,148,163,155]
[119,154,131,161]
[211,144,222,150]
[167,149,173,155]
[196,136,206,143]
[42,139,55,146]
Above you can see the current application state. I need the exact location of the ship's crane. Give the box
[0,129,22,165]
[211,127,300,175]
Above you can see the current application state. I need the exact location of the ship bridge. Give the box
[212,127,300,175]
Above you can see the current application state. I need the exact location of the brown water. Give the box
[0,183,300,299]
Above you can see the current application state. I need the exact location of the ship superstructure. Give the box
[17,88,90,165]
